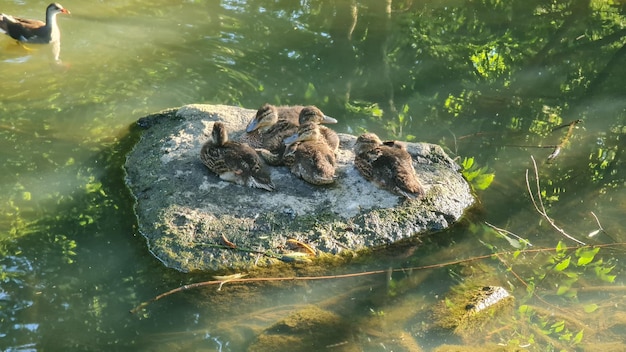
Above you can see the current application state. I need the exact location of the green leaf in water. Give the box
[460,157,495,190]
[573,329,584,344]
[551,320,565,333]
[555,256,570,271]
[559,331,573,341]
[556,285,570,296]
[462,157,474,170]
[594,264,616,282]
[518,304,532,314]
[583,304,598,313]
[564,271,579,279]
[474,172,495,190]
[603,274,617,283]
[575,247,599,266]
[564,287,577,298]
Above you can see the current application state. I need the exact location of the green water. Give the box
[2,1,626,350]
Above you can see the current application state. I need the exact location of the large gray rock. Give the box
[124,104,474,272]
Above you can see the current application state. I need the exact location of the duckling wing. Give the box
[363,148,423,197]
[319,125,339,153]
[199,142,222,173]
[261,121,298,153]
[291,141,336,185]
[223,143,266,174]
[201,140,274,190]
[379,149,424,197]
[354,148,383,181]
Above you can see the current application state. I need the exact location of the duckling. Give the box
[354,133,424,199]
[200,122,274,191]
[296,106,339,153]
[245,104,304,133]
[238,104,300,159]
[283,122,337,185]
[241,104,337,150]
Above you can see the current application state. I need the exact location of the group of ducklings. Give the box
[200,104,424,199]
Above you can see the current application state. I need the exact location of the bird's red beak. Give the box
[61,8,70,15]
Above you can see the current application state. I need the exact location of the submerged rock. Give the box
[124,104,475,272]
[247,305,351,352]
[432,284,515,339]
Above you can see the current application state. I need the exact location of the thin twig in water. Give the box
[485,221,533,247]
[590,211,603,230]
[525,156,586,245]
[547,119,582,162]
[493,253,579,321]
[130,242,626,314]
[448,130,458,155]
[587,211,615,241]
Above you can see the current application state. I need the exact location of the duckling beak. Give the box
[322,115,338,124]
[245,119,260,133]
[283,133,298,146]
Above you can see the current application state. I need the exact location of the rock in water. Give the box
[124,104,475,272]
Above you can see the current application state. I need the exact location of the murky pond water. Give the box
[2,0,626,350]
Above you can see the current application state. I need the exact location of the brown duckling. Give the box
[240,104,337,154]
[239,104,300,154]
[283,122,337,185]
[200,122,274,191]
[296,106,339,153]
[244,104,301,133]
[354,133,424,199]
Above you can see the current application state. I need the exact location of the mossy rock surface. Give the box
[124,104,475,272]
[246,305,354,352]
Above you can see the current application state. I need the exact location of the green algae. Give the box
[247,305,353,352]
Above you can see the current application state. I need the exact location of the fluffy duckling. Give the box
[354,133,424,199]
[296,106,339,153]
[239,104,300,153]
[283,122,337,185]
[245,104,304,132]
[200,122,274,191]
[240,104,337,155]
